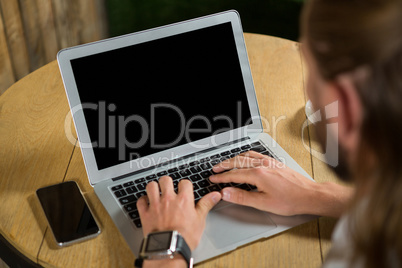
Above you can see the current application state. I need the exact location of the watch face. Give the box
[146,231,173,252]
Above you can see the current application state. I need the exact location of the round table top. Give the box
[0,33,340,267]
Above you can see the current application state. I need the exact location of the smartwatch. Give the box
[135,230,193,268]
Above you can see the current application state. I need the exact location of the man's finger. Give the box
[213,152,277,173]
[177,179,194,202]
[220,187,263,209]
[136,195,149,215]
[177,179,194,199]
[159,176,175,197]
[196,191,222,217]
[145,181,160,204]
[212,155,261,173]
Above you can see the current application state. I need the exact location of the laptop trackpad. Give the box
[205,204,277,249]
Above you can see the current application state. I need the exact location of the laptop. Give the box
[57,10,315,263]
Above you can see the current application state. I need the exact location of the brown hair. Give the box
[301,0,402,267]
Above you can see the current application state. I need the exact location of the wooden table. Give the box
[0,33,342,267]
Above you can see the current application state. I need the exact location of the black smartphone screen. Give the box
[36,181,100,246]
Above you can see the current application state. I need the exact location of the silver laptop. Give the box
[57,10,315,263]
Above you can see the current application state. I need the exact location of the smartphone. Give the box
[36,181,101,247]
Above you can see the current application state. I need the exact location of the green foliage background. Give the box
[106,0,304,41]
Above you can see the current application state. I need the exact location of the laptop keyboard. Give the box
[110,141,274,228]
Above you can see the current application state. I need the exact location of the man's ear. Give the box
[327,71,363,155]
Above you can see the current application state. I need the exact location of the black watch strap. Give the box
[176,234,192,267]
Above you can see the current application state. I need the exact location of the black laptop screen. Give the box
[71,22,252,170]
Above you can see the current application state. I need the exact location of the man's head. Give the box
[300,0,402,266]
[301,0,402,184]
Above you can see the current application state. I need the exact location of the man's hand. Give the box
[210,151,353,218]
[137,176,221,251]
